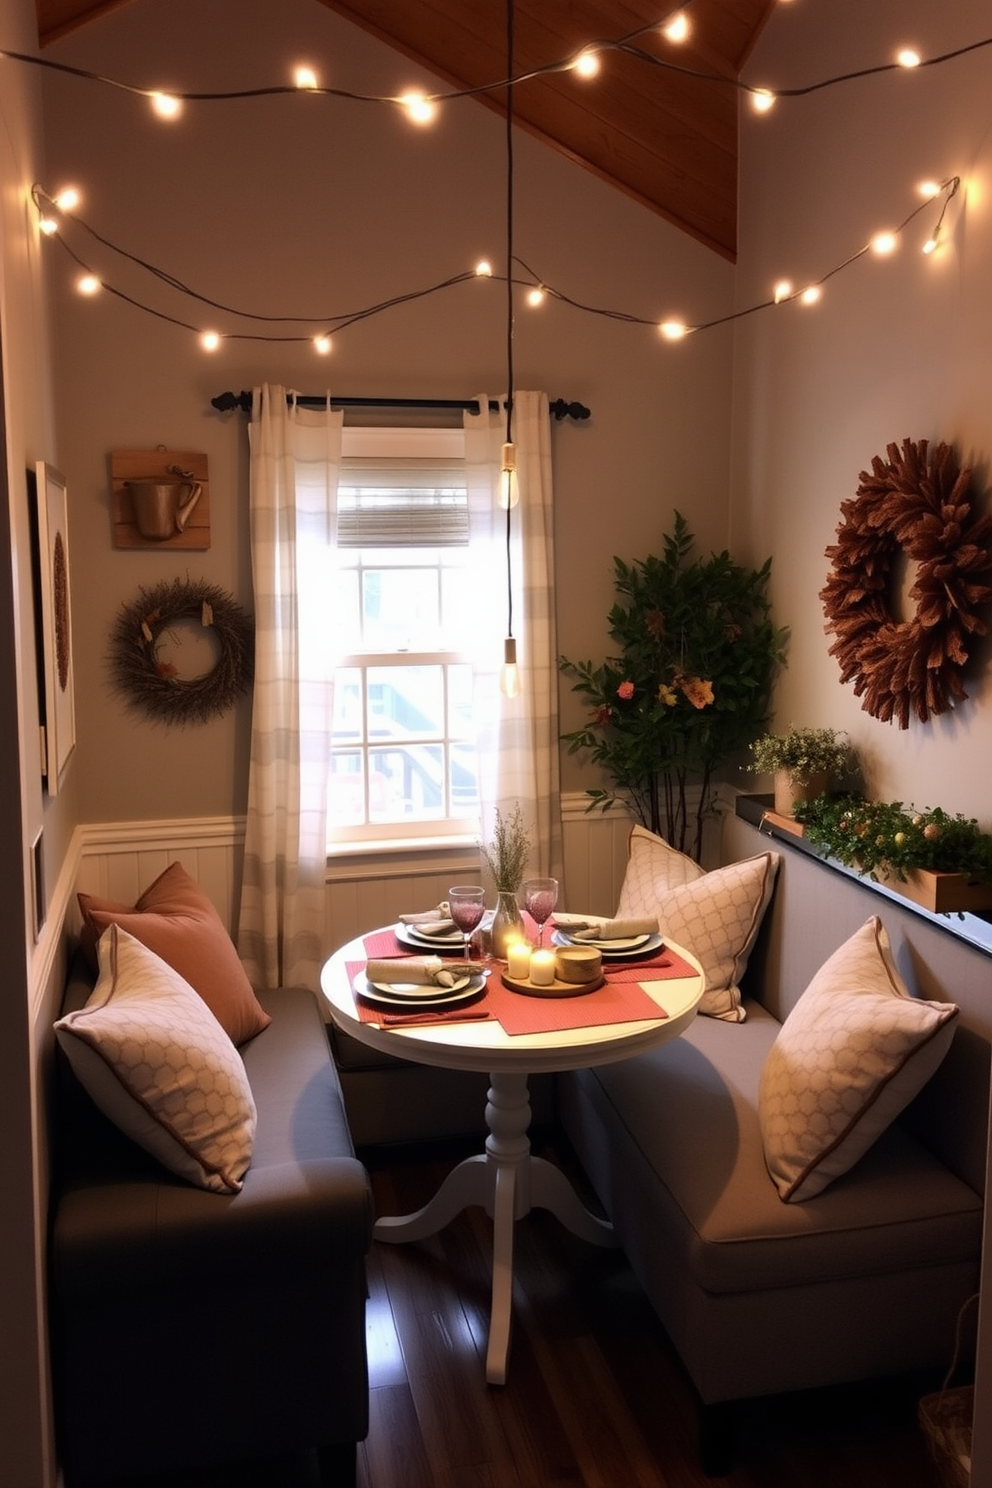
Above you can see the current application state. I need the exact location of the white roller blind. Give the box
[337,457,468,547]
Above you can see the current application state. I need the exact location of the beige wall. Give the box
[732,0,992,818]
[734,1,992,1477]
[42,0,736,820]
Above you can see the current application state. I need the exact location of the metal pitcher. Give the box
[126,474,202,541]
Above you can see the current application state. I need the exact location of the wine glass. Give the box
[447,885,486,961]
[522,877,558,948]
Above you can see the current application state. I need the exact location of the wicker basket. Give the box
[918,1384,972,1488]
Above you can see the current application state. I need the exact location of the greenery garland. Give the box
[109,577,254,725]
[820,438,992,729]
[794,793,992,884]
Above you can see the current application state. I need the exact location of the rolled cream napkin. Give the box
[397,903,456,935]
[364,956,485,989]
[562,915,659,941]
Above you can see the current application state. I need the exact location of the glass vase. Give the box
[490,889,525,960]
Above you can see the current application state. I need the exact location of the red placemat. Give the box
[362,928,407,958]
[486,972,666,1036]
[603,947,698,982]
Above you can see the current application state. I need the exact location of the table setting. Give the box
[346,884,700,1038]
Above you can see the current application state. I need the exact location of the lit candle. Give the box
[506,940,532,980]
[529,949,556,986]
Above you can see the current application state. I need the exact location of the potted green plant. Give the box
[480,803,532,956]
[747,725,854,817]
[793,794,992,914]
[560,513,787,861]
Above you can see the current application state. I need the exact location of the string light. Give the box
[661,12,690,44]
[749,88,776,114]
[32,173,960,350]
[200,330,221,350]
[149,91,182,120]
[572,50,601,78]
[76,273,100,295]
[5,20,991,118]
[54,186,80,212]
[313,334,332,354]
[399,90,436,125]
[293,65,319,90]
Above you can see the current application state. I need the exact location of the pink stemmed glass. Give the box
[447,885,486,960]
[522,877,558,949]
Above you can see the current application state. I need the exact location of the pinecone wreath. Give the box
[820,437,992,728]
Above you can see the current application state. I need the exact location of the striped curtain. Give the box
[237,385,342,991]
[464,392,563,881]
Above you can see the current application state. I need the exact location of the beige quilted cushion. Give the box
[616,826,779,1021]
[759,917,959,1203]
[55,924,257,1194]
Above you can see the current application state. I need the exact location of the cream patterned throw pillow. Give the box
[55,924,257,1194]
[759,917,958,1203]
[615,826,779,1021]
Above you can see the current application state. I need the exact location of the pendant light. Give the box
[499,0,520,699]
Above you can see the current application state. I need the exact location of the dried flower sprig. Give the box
[480,803,532,891]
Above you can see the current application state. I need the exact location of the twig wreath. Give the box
[109,577,254,725]
[820,438,992,728]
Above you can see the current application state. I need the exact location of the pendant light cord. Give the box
[505,0,515,643]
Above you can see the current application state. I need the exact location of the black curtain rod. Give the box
[211,390,590,421]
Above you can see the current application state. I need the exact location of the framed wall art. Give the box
[33,461,76,794]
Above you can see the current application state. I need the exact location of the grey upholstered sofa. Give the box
[50,954,373,1487]
[558,808,988,1471]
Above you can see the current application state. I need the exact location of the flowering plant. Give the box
[794,794,992,883]
[748,726,853,786]
[560,514,787,860]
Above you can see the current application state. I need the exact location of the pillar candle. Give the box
[506,941,532,980]
[529,949,556,986]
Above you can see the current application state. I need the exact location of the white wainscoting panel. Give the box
[560,793,632,915]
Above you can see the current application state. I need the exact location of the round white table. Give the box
[321,931,704,1384]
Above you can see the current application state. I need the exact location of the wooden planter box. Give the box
[758,808,992,914]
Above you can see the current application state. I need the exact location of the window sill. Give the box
[325,833,479,881]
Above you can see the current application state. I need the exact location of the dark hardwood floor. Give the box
[109,1129,945,1488]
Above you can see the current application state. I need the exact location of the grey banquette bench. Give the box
[49,867,373,1487]
[557,808,988,1469]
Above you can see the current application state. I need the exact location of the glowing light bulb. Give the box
[750,88,776,114]
[499,444,519,509]
[870,230,898,256]
[475,259,493,277]
[77,274,100,296]
[38,214,59,236]
[54,186,80,212]
[922,235,939,255]
[200,330,221,351]
[313,334,332,355]
[526,286,545,307]
[896,48,921,68]
[799,284,822,306]
[659,319,688,341]
[573,50,600,78]
[400,90,436,125]
[500,637,520,698]
[662,12,690,43]
[294,65,319,90]
[773,279,793,303]
[150,91,182,120]
[918,180,942,199]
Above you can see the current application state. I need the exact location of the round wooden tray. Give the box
[500,970,605,999]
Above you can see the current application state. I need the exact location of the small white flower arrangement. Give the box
[747,726,853,786]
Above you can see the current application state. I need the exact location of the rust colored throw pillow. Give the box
[78,861,271,1046]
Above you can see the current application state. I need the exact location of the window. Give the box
[328,427,486,844]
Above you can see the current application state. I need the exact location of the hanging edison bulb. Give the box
[500,637,520,698]
[499,443,519,509]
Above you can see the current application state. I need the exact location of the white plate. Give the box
[369,972,472,998]
[394,922,467,952]
[552,929,665,960]
[355,972,486,1010]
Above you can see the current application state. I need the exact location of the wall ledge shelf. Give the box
[735,793,992,960]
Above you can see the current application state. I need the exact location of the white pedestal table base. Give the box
[373,1069,618,1384]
